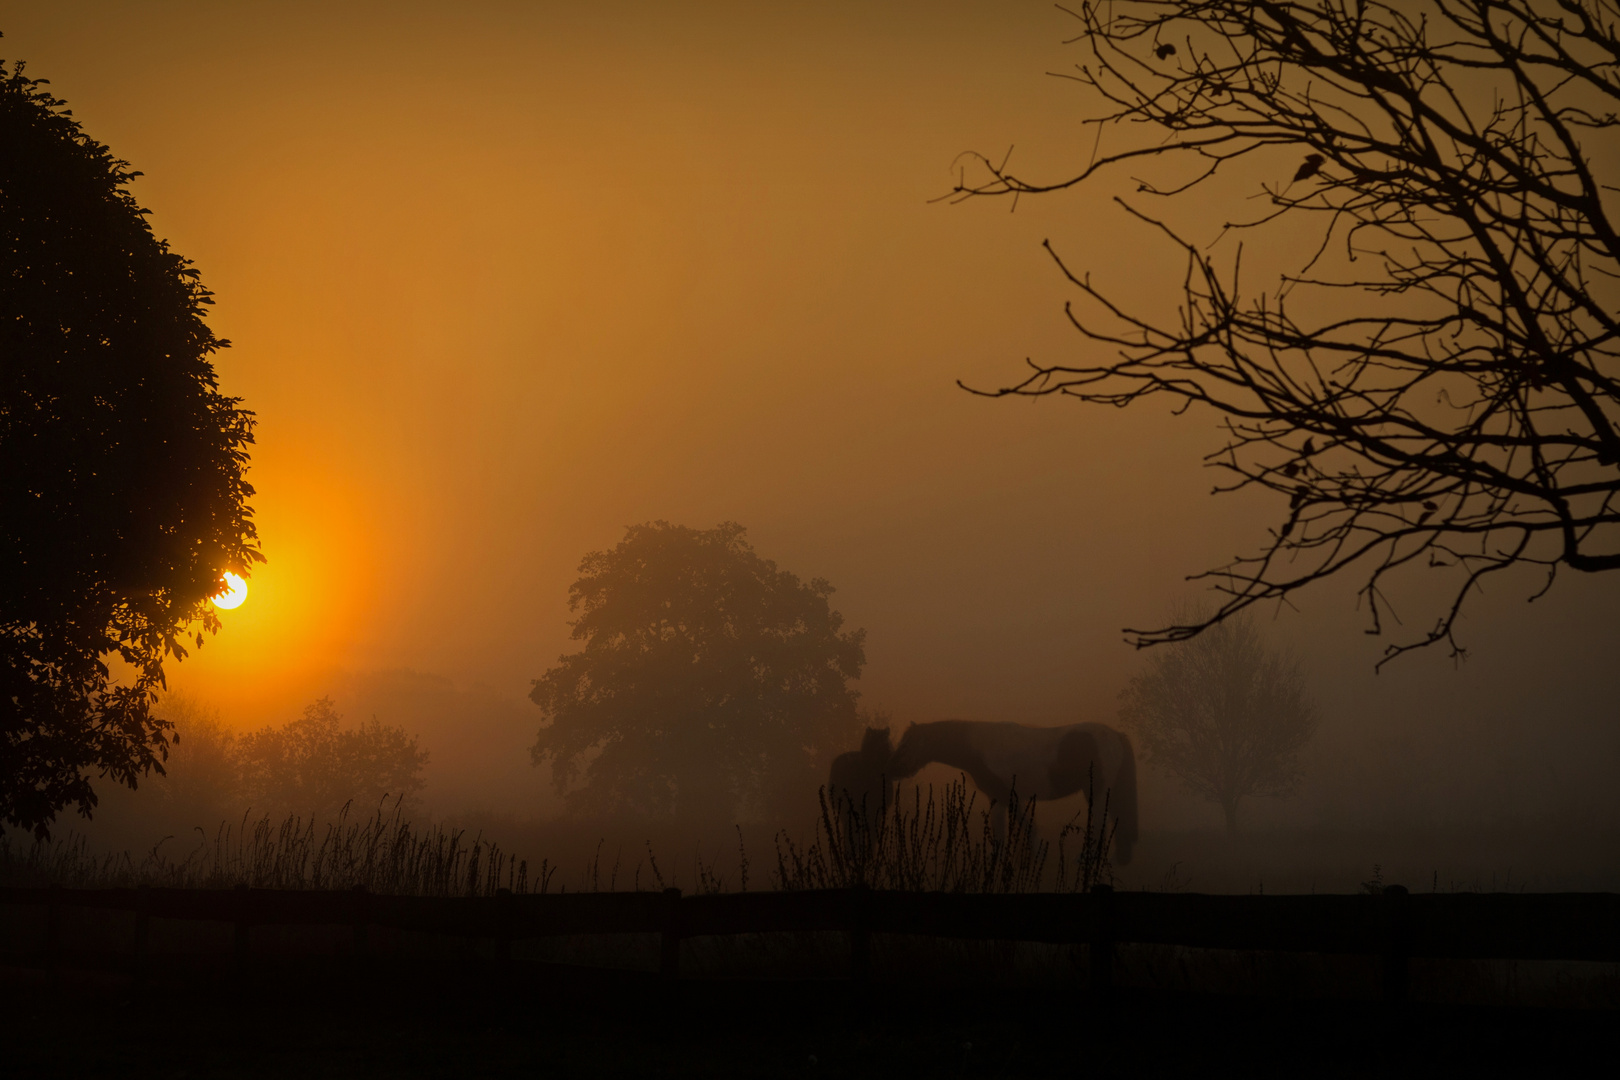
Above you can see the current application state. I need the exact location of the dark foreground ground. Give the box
[1,960,1609,1079]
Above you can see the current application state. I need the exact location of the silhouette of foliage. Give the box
[235,697,429,822]
[1118,613,1316,834]
[530,522,866,821]
[953,1,1620,663]
[141,694,240,829]
[0,55,260,835]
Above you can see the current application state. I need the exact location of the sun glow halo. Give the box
[212,571,248,610]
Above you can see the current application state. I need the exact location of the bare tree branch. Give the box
[955,0,1620,665]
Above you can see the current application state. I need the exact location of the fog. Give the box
[9,0,1618,890]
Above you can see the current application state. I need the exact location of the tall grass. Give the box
[4,774,1115,897]
[0,800,557,896]
[773,772,1116,893]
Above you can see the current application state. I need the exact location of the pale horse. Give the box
[830,720,1138,866]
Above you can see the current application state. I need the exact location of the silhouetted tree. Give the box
[145,695,239,829]
[954,1,1620,664]
[530,522,866,821]
[1,55,261,835]
[1119,614,1316,834]
[235,698,428,821]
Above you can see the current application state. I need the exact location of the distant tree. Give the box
[146,694,240,828]
[235,698,427,821]
[0,55,261,836]
[953,1,1620,664]
[530,522,867,821]
[1119,614,1316,834]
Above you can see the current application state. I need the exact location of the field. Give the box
[3,782,1615,1077]
[3,954,1611,1079]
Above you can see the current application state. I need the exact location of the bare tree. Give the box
[1118,614,1316,834]
[954,1,1620,663]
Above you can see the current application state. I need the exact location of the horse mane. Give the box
[887,721,931,779]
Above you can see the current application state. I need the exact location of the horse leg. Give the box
[982,773,1020,850]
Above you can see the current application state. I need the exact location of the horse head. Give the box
[827,726,894,871]
[828,725,894,812]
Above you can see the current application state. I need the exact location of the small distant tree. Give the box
[235,698,428,821]
[530,522,867,822]
[147,695,240,828]
[1119,614,1316,834]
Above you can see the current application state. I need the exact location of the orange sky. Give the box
[7,1,1619,829]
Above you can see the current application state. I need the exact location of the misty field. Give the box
[3,781,1616,1078]
[5,781,1616,1011]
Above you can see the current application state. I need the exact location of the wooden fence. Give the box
[4,883,1617,1003]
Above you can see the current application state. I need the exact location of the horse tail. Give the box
[1111,731,1139,867]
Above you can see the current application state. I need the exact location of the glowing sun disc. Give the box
[212,572,248,610]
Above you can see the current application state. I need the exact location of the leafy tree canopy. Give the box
[1,54,261,835]
[235,698,428,822]
[530,522,866,821]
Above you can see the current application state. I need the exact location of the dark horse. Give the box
[827,726,896,812]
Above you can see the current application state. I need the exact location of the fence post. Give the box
[45,884,62,980]
[351,885,369,962]
[1089,883,1115,1004]
[132,884,151,988]
[233,884,251,977]
[848,884,871,984]
[659,887,683,979]
[496,887,513,974]
[1381,884,1411,1008]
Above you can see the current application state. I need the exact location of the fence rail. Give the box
[4,884,1616,1001]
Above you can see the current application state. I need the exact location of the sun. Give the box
[211,571,248,610]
